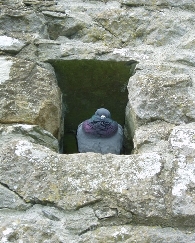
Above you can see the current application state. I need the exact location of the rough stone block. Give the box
[0,56,62,138]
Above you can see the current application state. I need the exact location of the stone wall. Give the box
[1,0,195,242]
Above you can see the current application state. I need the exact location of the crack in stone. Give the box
[28,197,56,207]
[75,197,103,210]
[42,209,61,221]
[0,182,56,209]
[94,21,118,39]
[78,224,98,236]
[0,181,27,202]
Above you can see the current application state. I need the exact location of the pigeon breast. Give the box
[82,115,118,137]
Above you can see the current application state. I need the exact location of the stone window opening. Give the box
[50,59,137,154]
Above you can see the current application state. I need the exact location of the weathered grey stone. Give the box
[0,8,49,40]
[180,32,195,50]
[36,39,139,62]
[1,123,195,229]
[35,39,62,61]
[56,1,195,49]
[133,121,175,153]
[0,138,173,226]
[169,123,195,221]
[0,56,62,138]
[0,184,30,210]
[0,205,81,243]
[0,56,13,84]
[1,0,23,7]
[0,124,59,152]
[169,122,195,156]
[80,225,195,243]
[43,11,88,40]
[1,212,195,243]
[121,0,195,10]
[24,0,57,8]
[168,50,195,68]
[126,64,195,139]
[16,43,38,62]
[81,225,195,243]
[0,36,26,53]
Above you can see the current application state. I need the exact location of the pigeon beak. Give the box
[101,115,106,119]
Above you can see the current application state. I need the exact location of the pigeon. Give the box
[77,108,123,154]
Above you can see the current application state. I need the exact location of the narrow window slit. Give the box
[49,59,137,154]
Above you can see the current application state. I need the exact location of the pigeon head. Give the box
[95,108,111,119]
